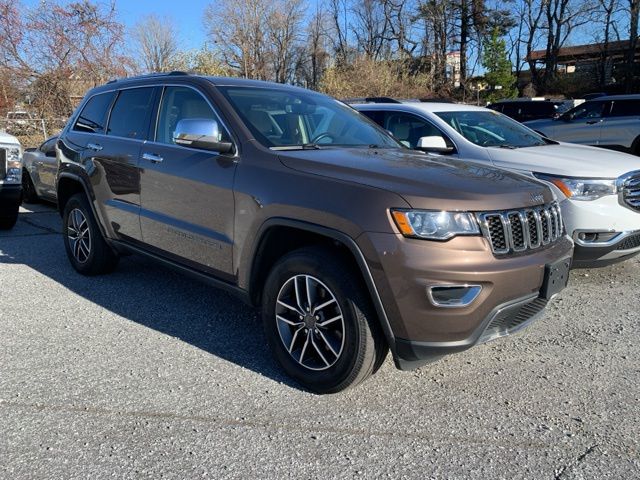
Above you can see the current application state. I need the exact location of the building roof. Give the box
[527,40,638,62]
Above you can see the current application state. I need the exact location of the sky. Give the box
[23,0,212,50]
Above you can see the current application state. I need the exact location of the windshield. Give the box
[217,86,401,149]
[436,110,548,148]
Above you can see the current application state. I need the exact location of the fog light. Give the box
[427,285,482,308]
[576,231,619,244]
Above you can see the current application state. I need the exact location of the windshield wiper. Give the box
[494,144,518,149]
[271,143,321,151]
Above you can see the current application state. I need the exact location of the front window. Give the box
[436,110,548,148]
[216,86,400,149]
[561,101,605,121]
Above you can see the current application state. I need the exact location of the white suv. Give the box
[0,130,23,229]
[355,101,640,267]
[524,95,640,156]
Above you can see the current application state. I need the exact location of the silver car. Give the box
[22,136,58,203]
[525,95,640,156]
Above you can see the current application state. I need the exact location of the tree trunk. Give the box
[626,0,639,92]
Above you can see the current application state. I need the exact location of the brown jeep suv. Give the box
[55,73,573,393]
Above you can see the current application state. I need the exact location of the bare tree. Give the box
[132,14,180,73]
[204,0,270,79]
[268,0,305,83]
[351,0,389,60]
[625,0,639,91]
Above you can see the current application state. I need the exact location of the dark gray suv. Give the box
[55,73,573,393]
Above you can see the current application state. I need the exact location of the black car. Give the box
[488,100,563,122]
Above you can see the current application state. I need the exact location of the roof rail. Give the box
[106,71,190,84]
[343,96,402,104]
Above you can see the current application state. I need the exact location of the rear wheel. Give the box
[62,193,119,275]
[261,246,387,393]
[21,169,39,203]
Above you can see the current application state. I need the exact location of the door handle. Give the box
[87,142,103,151]
[586,119,602,125]
[142,152,164,164]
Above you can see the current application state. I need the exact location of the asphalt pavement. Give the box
[1,204,638,479]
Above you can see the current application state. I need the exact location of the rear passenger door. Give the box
[61,88,154,242]
[138,85,237,278]
[599,99,640,151]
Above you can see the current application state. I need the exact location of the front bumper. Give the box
[558,195,640,267]
[359,232,574,369]
[573,230,640,268]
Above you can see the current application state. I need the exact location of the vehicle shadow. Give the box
[0,209,298,389]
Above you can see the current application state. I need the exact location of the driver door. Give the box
[554,101,608,145]
[139,85,237,278]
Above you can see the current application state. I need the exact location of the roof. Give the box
[595,94,640,101]
[353,101,488,114]
[527,40,638,62]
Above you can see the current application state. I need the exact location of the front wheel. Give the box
[0,202,19,230]
[62,193,119,275]
[22,169,39,203]
[261,246,387,393]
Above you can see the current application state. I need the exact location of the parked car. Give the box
[22,136,58,203]
[5,110,37,135]
[487,99,564,122]
[355,101,640,268]
[0,129,23,229]
[524,95,640,156]
[56,73,572,393]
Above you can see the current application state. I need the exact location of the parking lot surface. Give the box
[1,204,639,479]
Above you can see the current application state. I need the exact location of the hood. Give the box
[0,130,20,146]
[278,148,554,211]
[487,143,640,178]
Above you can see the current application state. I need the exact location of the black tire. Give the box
[0,203,19,230]
[62,193,119,275]
[21,169,39,203]
[632,136,640,157]
[262,246,387,394]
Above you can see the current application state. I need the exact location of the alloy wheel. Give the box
[275,274,345,371]
[67,208,92,264]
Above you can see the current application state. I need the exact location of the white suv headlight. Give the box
[534,173,616,201]
[3,147,22,184]
[391,209,480,240]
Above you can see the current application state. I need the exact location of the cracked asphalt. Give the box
[1,204,639,479]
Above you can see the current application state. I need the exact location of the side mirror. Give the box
[416,136,454,154]
[173,118,234,154]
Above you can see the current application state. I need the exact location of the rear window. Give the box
[609,100,640,117]
[107,87,155,139]
[73,92,116,134]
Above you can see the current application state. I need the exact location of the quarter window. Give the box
[73,92,115,134]
[155,86,230,145]
[107,87,155,139]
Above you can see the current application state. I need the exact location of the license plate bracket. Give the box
[541,257,571,300]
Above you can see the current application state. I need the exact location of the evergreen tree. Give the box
[482,28,517,102]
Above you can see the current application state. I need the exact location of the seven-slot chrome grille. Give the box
[620,172,640,212]
[477,202,564,255]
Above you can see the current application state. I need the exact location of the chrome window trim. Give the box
[67,82,238,157]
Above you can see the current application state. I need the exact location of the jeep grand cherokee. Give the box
[55,73,573,393]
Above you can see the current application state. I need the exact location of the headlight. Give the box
[534,173,616,201]
[391,209,480,240]
[3,147,22,184]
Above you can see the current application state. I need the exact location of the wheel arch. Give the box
[246,218,398,358]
